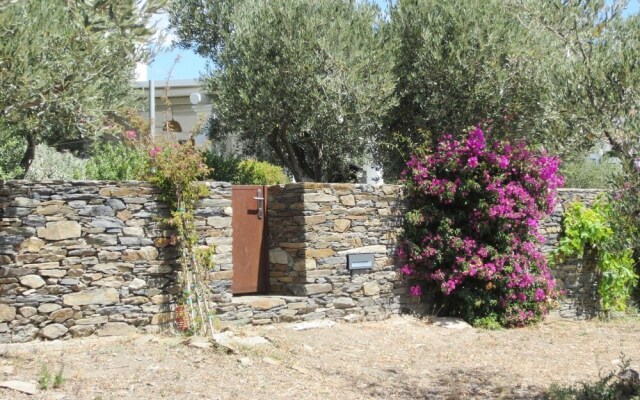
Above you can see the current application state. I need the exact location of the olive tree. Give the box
[0,0,164,177]
[170,0,396,182]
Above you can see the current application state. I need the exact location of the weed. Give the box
[38,363,65,390]
[546,355,640,399]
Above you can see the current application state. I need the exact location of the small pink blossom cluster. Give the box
[400,127,563,326]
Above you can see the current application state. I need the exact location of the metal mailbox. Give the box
[347,253,375,271]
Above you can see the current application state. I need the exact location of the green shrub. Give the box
[561,157,621,189]
[24,144,87,180]
[202,150,241,182]
[553,200,638,314]
[235,159,290,185]
[85,141,149,181]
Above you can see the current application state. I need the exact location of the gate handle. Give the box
[254,189,264,219]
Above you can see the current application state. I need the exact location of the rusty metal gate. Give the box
[231,185,269,294]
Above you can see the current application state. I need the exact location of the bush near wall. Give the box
[399,127,563,327]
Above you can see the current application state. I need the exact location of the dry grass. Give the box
[1,315,640,399]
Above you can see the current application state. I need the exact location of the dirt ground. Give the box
[1,315,640,400]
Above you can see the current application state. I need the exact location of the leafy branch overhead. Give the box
[0,0,166,177]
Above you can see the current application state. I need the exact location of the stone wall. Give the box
[542,189,604,319]
[0,180,610,343]
[0,180,232,343]
[266,183,405,322]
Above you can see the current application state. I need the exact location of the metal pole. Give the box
[149,80,155,141]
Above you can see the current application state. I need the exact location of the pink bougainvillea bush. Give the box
[399,127,563,327]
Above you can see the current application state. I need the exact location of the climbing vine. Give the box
[147,143,217,336]
[553,200,638,314]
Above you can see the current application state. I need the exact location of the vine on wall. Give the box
[147,143,217,336]
[553,200,638,314]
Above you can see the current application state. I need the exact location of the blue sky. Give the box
[148,0,639,81]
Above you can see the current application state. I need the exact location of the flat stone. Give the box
[122,296,148,305]
[269,248,289,265]
[19,237,45,252]
[75,316,108,325]
[235,297,286,311]
[39,269,66,278]
[49,308,74,323]
[292,283,332,296]
[332,297,355,309]
[19,306,37,318]
[96,322,136,337]
[290,320,336,331]
[37,221,82,240]
[339,245,387,255]
[0,305,16,322]
[0,380,38,395]
[90,218,124,229]
[306,248,336,258]
[340,194,356,206]
[122,227,144,236]
[39,323,68,340]
[36,203,73,215]
[302,193,337,202]
[79,205,115,217]
[63,288,119,306]
[122,246,158,261]
[207,216,231,228]
[189,336,212,349]
[69,325,95,337]
[92,276,125,288]
[128,278,147,290]
[0,365,14,375]
[363,282,380,296]
[38,303,61,313]
[19,274,46,289]
[333,219,351,233]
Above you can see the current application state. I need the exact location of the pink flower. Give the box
[125,130,137,139]
[410,285,422,297]
[149,146,162,157]
[467,157,479,169]
[498,156,509,169]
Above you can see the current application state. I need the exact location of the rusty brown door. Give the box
[231,185,268,294]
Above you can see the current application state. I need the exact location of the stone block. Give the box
[306,248,335,258]
[122,246,158,261]
[37,221,81,241]
[332,297,355,309]
[19,274,46,289]
[339,195,356,206]
[302,193,337,203]
[207,217,231,228]
[39,323,68,340]
[69,325,95,337]
[96,322,136,337]
[63,288,119,306]
[0,305,16,322]
[269,248,290,265]
[49,308,74,323]
[19,237,45,252]
[333,219,351,233]
[38,303,61,313]
[151,311,175,325]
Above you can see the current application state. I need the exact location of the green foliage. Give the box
[0,0,165,176]
[546,356,640,400]
[147,143,217,337]
[561,157,621,189]
[382,0,557,179]
[0,130,25,179]
[24,145,87,180]
[235,160,290,185]
[202,150,241,183]
[172,0,396,182]
[554,201,638,313]
[85,142,149,181]
[38,363,64,390]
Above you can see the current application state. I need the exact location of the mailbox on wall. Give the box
[347,253,375,271]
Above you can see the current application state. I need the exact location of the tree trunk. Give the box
[17,133,36,178]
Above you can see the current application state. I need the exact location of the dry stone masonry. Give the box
[0,180,232,343]
[0,179,607,343]
[265,183,406,322]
